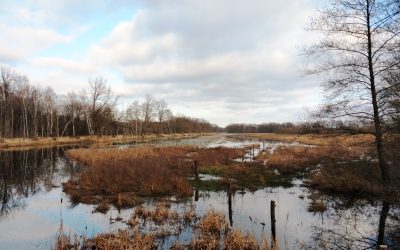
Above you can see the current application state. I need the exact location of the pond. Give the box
[0,134,398,249]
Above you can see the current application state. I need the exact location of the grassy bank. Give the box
[230,133,375,146]
[0,133,208,150]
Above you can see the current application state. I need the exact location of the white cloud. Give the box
[1,0,323,126]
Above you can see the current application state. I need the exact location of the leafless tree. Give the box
[0,66,15,138]
[155,99,170,123]
[87,76,118,135]
[305,0,400,181]
[126,100,142,136]
[141,95,155,135]
[0,66,217,139]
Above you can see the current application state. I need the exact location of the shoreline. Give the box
[0,133,212,151]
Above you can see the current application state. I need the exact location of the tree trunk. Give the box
[377,201,390,246]
[366,2,389,182]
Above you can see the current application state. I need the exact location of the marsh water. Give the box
[0,134,398,249]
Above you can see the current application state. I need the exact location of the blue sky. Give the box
[0,0,328,126]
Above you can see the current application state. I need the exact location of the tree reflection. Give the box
[0,147,81,217]
[311,197,399,249]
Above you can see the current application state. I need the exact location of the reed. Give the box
[233,133,375,146]
[64,146,245,209]
[258,145,368,174]
[309,160,400,200]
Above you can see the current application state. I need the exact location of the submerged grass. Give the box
[57,205,277,249]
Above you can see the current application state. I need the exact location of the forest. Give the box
[0,67,219,140]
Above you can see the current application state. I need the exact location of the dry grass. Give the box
[196,210,229,237]
[133,202,180,225]
[308,160,400,200]
[64,146,245,209]
[188,210,231,250]
[86,231,156,250]
[257,145,368,174]
[0,133,206,150]
[224,229,259,250]
[56,207,277,250]
[189,210,273,250]
[235,133,374,146]
[307,192,327,213]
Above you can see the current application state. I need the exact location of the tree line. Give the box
[0,66,219,139]
[224,120,376,134]
[225,122,302,134]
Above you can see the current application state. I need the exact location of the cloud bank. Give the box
[0,0,324,126]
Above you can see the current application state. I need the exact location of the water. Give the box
[0,134,398,249]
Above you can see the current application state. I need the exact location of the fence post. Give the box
[194,160,199,181]
[271,200,276,242]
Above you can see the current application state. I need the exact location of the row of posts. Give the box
[192,155,389,249]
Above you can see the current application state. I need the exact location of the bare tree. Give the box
[141,95,155,135]
[0,66,15,138]
[305,0,400,181]
[87,76,118,135]
[42,87,57,137]
[382,64,400,133]
[60,91,82,136]
[155,99,170,123]
[126,100,142,136]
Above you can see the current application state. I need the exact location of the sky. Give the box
[0,0,328,127]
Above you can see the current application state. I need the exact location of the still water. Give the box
[0,134,398,249]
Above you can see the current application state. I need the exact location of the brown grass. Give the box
[0,132,207,150]
[64,146,245,209]
[189,210,273,250]
[56,207,277,250]
[234,133,374,146]
[196,210,229,236]
[257,145,368,174]
[307,192,327,213]
[133,202,180,225]
[308,160,400,200]
[225,230,259,250]
[86,231,156,250]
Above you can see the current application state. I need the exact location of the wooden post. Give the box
[194,160,199,181]
[225,154,229,165]
[227,179,233,226]
[195,188,199,201]
[271,200,276,242]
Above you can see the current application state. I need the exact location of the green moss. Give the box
[190,179,226,191]
[199,165,227,175]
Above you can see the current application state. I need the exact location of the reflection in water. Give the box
[0,147,80,218]
[228,187,233,227]
[0,135,398,249]
[378,201,390,246]
[311,198,399,249]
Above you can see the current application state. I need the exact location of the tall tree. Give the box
[0,66,15,138]
[126,100,142,136]
[87,76,117,135]
[305,0,400,181]
[141,95,155,135]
